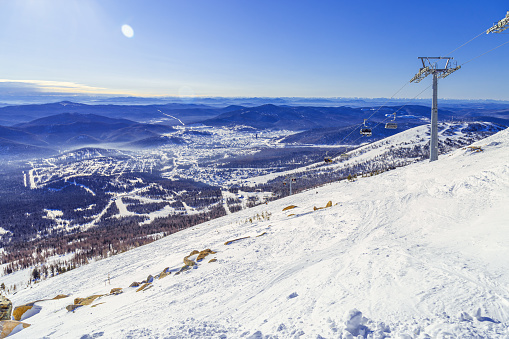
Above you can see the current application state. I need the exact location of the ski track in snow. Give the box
[4,128,509,338]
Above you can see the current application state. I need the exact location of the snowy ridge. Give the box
[5,128,509,338]
[243,121,503,187]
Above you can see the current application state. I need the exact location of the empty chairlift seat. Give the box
[360,127,372,136]
[360,119,372,136]
[385,113,397,129]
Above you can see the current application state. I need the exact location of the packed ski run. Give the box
[2,126,508,338]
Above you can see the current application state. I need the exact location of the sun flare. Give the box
[121,24,134,38]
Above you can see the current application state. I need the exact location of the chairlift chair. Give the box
[360,128,372,136]
[360,120,372,136]
[385,113,398,129]
[324,151,333,163]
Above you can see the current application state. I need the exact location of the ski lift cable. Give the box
[325,14,505,164]
[362,82,411,124]
[370,83,433,133]
[320,121,364,163]
[442,29,488,56]
[322,81,412,162]
[327,83,433,160]
[332,26,482,151]
[363,17,502,127]
[460,39,509,66]
[359,24,506,146]
[330,82,432,160]
[331,27,498,160]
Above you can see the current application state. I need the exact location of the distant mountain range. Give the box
[200,104,457,131]
[0,101,235,126]
[1,101,508,159]
[0,137,55,158]
[0,113,177,158]
[200,104,358,130]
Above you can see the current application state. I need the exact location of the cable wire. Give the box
[323,17,507,164]
[327,83,433,161]
[322,81,412,161]
[442,29,487,56]
[461,39,509,66]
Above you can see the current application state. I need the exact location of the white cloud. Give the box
[0,79,142,96]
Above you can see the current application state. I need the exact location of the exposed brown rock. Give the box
[196,249,216,261]
[314,201,332,211]
[74,295,103,306]
[282,205,297,211]
[224,236,250,245]
[467,146,483,152]
[52,294,69,300]
[0,320,30,338]
[136,283,152,292]
[129,281,140,288]
[183,257,195,267]
[176,264,193,275]
[12,306,32,321]
[109,288,123,295]
[208,258,217,263]
[159,268,171,279]
[66,304,82,312]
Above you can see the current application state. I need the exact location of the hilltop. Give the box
[2,126,508,338]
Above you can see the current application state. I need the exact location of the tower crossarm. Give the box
[410,65,432,83]
[439,65,461,79]
[486,11,509,34]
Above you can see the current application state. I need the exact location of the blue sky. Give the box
[0,0,507,100]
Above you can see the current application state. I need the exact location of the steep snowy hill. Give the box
[4,128,509,338]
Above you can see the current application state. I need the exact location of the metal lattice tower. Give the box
[410,57,460,162]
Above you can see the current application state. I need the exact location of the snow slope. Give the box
[5,128,509,338]
[243,121,502,187]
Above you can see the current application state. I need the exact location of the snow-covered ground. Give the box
[3,127,508,338]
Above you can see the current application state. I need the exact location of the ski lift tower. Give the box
[284,174,296,195]
[410,57,460,162]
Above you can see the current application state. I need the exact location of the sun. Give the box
[121,24,134,38]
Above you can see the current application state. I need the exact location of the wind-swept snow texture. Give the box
[6,128,509,338]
